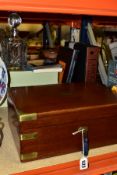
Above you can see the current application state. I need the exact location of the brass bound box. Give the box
[8,83,117,162]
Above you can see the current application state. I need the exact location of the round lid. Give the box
[0,57,8,105]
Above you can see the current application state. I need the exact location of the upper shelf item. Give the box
[0,57,8,105]
[1,13,27,70]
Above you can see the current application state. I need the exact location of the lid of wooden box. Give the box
[7,83,117,114]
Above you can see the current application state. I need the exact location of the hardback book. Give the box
[87,22,108,86]
[57,46,79,83]
[73,42,100,83]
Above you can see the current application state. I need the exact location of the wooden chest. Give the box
[8,83,117,162]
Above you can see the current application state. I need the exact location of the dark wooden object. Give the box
[8,83,117,162]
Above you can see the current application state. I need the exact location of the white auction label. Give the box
[80,156,88,170]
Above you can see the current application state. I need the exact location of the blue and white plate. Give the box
[0,57,8,105]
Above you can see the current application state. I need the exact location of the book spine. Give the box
[66,49,79,83]
[85,47,100,83]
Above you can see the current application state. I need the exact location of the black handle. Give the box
[83,137,89,156]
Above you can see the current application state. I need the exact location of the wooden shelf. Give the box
[0,0,117,16]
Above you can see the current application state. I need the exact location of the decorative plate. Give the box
[0,57,8,105]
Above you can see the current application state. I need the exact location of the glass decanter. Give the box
[1,13,27,70]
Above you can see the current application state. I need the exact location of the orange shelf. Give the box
[12,152,117,175]
[0,0,117,16]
